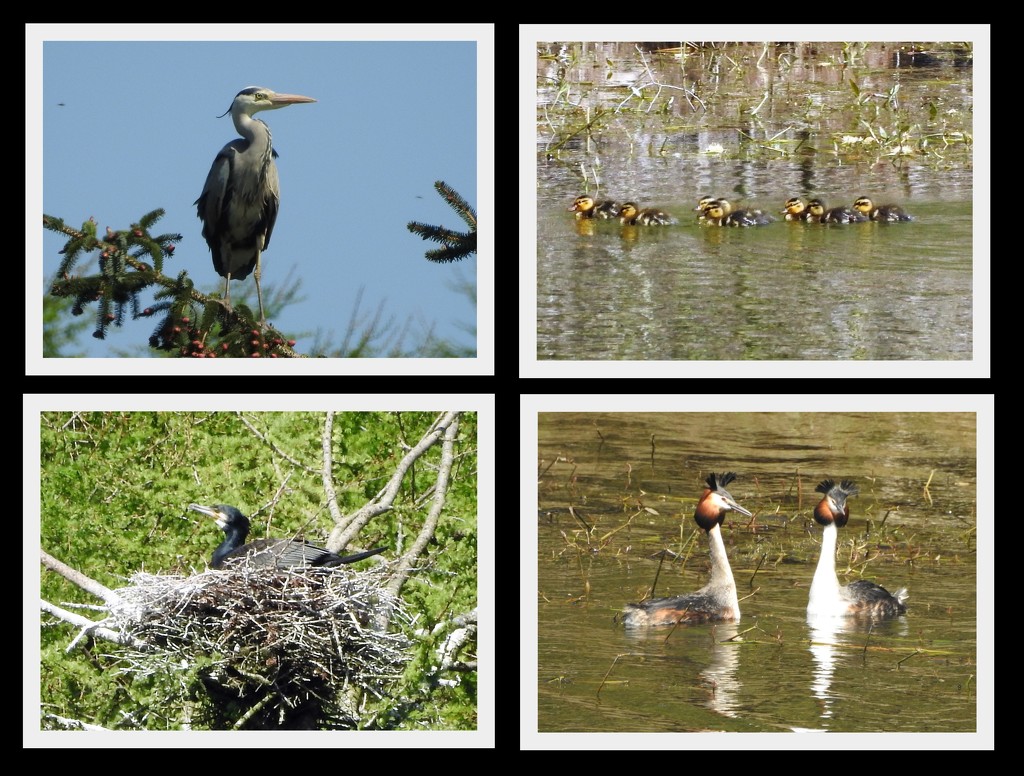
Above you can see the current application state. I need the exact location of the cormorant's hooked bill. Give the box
[189,503,386,570]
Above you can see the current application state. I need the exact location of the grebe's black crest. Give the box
[709,471,737,490]
[695,471,751,531]
[815,478,859,498]
[813,478,858,528]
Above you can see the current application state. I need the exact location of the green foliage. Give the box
[40,411,477,730]
[407,181,477,263]
[43,292,90,357]
[45,211,471,357]
[44,211,304,357]
[45,211,184,342]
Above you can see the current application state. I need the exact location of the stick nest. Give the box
[106,563,410,728]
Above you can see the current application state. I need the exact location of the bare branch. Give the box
[42,714,110,732]
[329,411,460,551]
[385,414,460,599]
[322,411,342,525]
[40,549,118,604]
[40,599,149,650]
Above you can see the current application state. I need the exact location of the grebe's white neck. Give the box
[808,521,844,616]
[707,522,740,619]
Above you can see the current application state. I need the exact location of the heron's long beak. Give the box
[269,93,317,107]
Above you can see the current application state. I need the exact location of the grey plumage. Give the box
[195,86,315,322]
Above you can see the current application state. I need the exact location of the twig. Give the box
[897,650,921,669]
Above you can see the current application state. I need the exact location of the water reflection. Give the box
[539,201,972,360]
[622,622,743,719]
[806,615,910,728]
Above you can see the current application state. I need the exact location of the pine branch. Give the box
[406,181,477,263]
[44,212,301,357]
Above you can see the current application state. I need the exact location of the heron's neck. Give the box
[233,112,273,157]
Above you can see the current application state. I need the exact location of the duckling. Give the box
[852,196,913,222]
[694,196,721,220]
[807,199,868,224]
[780,197,812,221]
[568,195,620,220]
[701,199,773,227]
[619,202,677,226]
[724,198,774,225]
[695,197,746,217]
[733,207,774,226]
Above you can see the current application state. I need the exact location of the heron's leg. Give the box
[254,248,266,323]
[223,275,232,309]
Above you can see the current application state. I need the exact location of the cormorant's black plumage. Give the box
[189,503,386,570]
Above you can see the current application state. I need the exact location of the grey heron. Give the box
[195,86,316,323]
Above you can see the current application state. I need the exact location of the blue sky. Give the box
[31,25,491,367]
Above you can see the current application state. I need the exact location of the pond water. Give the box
[535,412,979,734]
[536,42,976,361]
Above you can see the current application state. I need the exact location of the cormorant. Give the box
[189,503,386,570]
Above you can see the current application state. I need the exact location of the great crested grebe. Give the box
[807,479,908,618]
[621,472,752,628]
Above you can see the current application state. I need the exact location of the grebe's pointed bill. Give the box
[720,494,753,518]
[704,472,753,517]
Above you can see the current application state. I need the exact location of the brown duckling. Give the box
[781,197,812,221]
[694,196,721,220]
[807,199,868,224]
[701,199,774,227]
[568,195,620,220]
[619,202,677,226]
[695,198,749,218]
[852,196,913,222]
